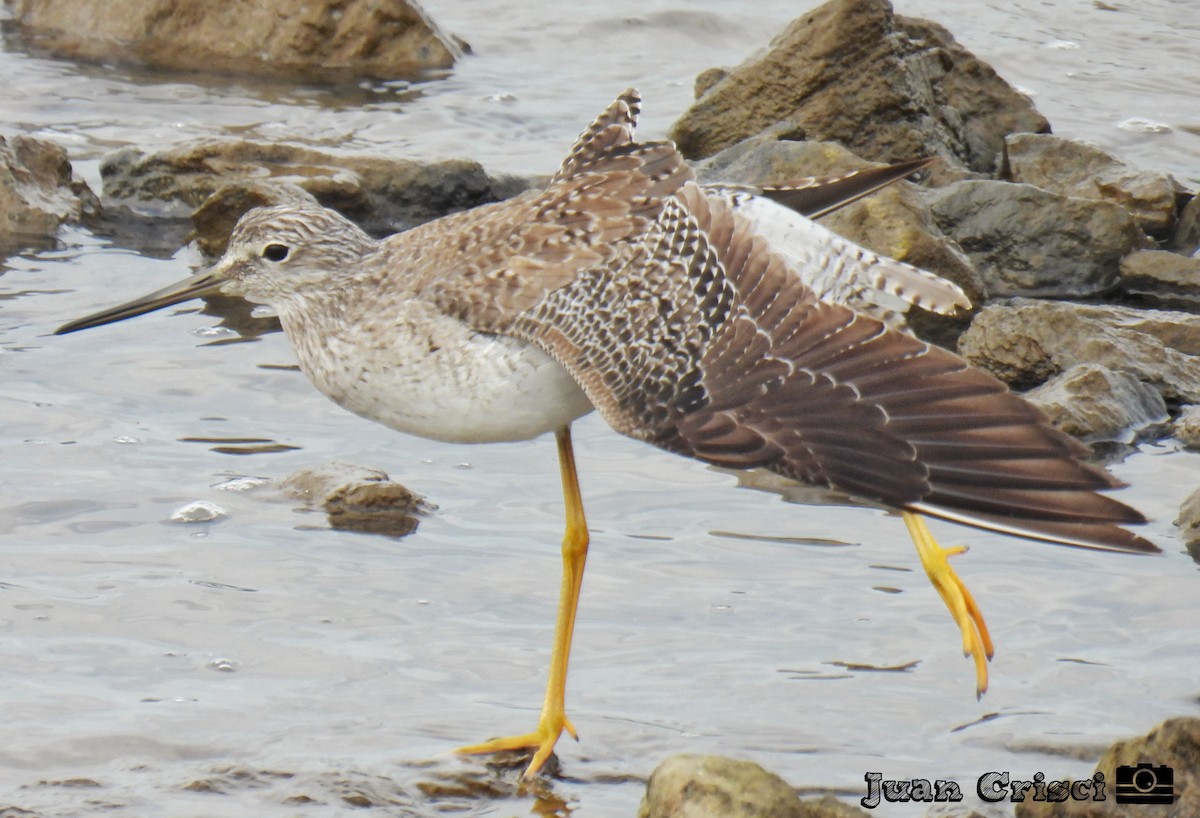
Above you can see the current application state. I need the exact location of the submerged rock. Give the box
[9,0,465,81]
[0,134,98,243]
[926,180,1145,298]
[1003,133,1181,238]
[282,462,431,538]
[669,0,1047,171]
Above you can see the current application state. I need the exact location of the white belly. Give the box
[282,301,595,444]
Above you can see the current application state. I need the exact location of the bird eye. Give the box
[262,243,290,262]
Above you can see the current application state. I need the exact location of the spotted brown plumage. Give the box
[55,88,1155,779]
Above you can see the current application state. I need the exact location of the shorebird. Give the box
[56,89,1155,779]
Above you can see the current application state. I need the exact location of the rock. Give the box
[282,462,430,538]
[926,181,1145,298]
[1014,717,1200,817]
[1173,405,1200,450]
[9,0,465,82]
[1120,250,1200,308]
[100,139,536,236]
[1003,133,1180,238]
[1176,487,1200,552]
[639,755,870,818]
[669,0,1048,171]
[1170,194,1200,255]
[0,133,98,244]
[191,180,320,258]
[958,300,1200,406]
[695,134,982,342]
[1022,363,1167,443]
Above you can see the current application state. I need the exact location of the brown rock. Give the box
[1015,717,1199,817]
[1175,486,1200,551]
[669,0,1047,171]
[1173,405,1200,451]
[639,754,870,818]
[282,462,431,538]
[1023,363,1167,442]
[9,0,465,81]
[957,299,1200,405]
[926,181,1146,298]
[1004,133,1180,238]
[1120,249,1200,308]
[100,139,535,236]
[0,134,98,243]
[1170,194,1200,255]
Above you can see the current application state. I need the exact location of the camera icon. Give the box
[1114,763,1175,804]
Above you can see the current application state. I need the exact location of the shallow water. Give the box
[2,1,1199,816]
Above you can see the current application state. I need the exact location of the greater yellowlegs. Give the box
[56,89,1154,778]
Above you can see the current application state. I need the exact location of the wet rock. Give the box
[1173,405,1200,450]
[1170,194,1200,255]
[0,133,98,244]
[695,134,982,341]
[957,299,1200,405]
[1022,363,1167,443]
[191,180,320,258]
[1120,250,1200,308]
[639,754,870,818]
[170,500,227,523]
[9,0,465,82]
[100,139,536,236]
[927,181,1145,298]
[1003,133,1180,238]
[282,462,430,538]
[669,0,1048,171]
[1175,487,1200,554]
[1014,717,1200,817]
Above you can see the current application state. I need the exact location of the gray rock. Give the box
[639,754,870,818]
[9,0,465,81]
[1119,249,1200,308]
[957,299,1200,406]
[1174,405,1200,450]
[669,0,1048,171]
[1023,363,1167,443]
[1004,133,1180,238]
[926,181,1145,298]
[0,133,98,243]
[282,462,431,538]
[100,139,536,236]
[1014,717,1200,817]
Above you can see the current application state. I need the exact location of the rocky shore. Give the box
[3,0,1196,815]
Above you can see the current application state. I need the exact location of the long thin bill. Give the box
[54,270,225,335]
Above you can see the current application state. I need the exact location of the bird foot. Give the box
[903,512,994,697]
[456,714,577,778]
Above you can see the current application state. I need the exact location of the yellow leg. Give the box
[456,425,589,778]
[901,511,994,698]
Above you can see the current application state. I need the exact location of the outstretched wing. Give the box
[507,179,1153,553]
[706,158,971,326]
